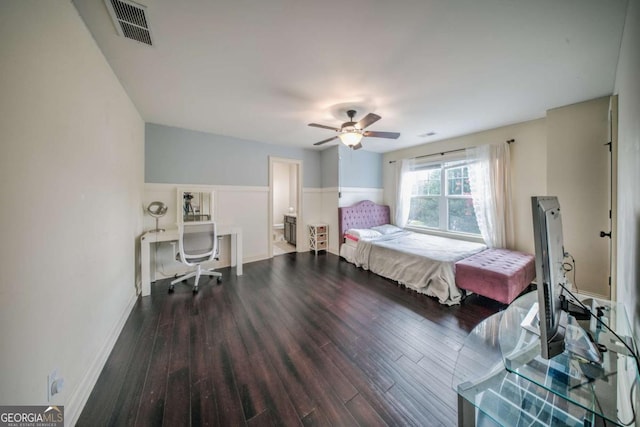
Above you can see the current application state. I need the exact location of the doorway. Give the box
[269,157,302,257]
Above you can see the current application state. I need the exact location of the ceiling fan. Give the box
[309,109,400,150]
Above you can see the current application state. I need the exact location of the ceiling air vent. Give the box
[105,0,153,46]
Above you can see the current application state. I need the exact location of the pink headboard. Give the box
[338,200,391,241]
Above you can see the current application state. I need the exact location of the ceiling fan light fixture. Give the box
[338,130,363,146]
[310,110,398,148]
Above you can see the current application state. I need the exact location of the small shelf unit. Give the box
[308,223,328,255]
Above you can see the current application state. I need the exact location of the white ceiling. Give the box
[73,0,628,153]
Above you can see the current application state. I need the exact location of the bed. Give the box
[338,200,537,305]
[338,200,487,305]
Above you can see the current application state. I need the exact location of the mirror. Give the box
[177,188,215,223]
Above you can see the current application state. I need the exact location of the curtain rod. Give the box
[388,138,514,164]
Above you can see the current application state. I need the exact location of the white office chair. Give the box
[169,221,222,294]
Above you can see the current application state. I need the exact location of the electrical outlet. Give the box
[47,369,57,402]
[47,369,64,402]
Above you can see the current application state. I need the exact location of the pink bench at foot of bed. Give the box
[455,248,535,304]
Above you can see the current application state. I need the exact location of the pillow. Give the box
[344,228,382,241]
[370,224,403,235]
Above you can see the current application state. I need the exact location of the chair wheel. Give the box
[168,286,174,294]
[217,276,222,283]
[193,287,198,294]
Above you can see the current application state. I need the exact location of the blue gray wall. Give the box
[320,146,339,188]
[145,123,382,189]
[339,144,383,188]
[145,123,322,187]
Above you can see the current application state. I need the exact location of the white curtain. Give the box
[395,158,415,227]
[466,144,513,248]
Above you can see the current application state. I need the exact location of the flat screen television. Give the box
[531,196,568,359]
[530,196,601,363]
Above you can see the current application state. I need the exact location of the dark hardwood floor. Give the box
[78,252,503,426]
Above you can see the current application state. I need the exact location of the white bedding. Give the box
[346,231,486,305]
[339,239,358,263]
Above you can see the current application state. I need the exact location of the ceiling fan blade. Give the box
[364,130,401,139]
[356,113,381,130]
[313,136,339,146]
[352,143,363,150]
[308,123,340,131]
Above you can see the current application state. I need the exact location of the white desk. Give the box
[140,224,242,297]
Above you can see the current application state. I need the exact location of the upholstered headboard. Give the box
[338,200,391,242]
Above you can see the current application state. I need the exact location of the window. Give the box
[407,160,480,235]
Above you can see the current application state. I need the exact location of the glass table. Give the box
[453,291,639,426]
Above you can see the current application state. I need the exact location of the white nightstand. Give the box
[308,223,328,255]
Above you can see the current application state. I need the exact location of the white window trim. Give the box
[404,224,485,243]
[405,156,482,239]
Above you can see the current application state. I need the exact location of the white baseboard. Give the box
[65,291,138,426]
[244,253,269,264]
[575,289,610,300]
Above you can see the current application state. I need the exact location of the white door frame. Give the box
[609,95,618,301]
[268,156,303,258]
